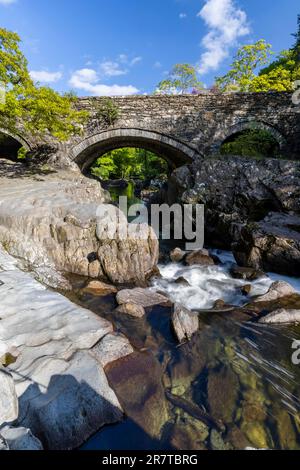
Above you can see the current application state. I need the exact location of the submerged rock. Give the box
[0,369,18,425]
[115,303,146,318]
[254,281,296,303]
[207,366,239,424]
[0,426,43,450]
[82,280,117,296]
[259,308,300,324]
[210,429,232,450]
[116,288,169,308]
[172,303,199,343]
[105,351,171,439]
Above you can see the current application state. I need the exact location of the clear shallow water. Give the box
[67,252,300,451]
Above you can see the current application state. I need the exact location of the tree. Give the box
[216,40,273,92]
[249,49,300,92]
[156,64,203,94]
[0,28,87,141]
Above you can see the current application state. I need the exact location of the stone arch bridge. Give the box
[1,92,300,170]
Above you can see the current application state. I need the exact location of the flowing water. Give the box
[67,182,300,450]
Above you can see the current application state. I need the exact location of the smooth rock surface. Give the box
[0,171,159,285]
[259,309,300,324]
[116,288,169,308]
[82,280,117,296]
[0,247,124,449]
[0,426,43,450]
[254,281,296,303]
[0,435,8,450]
[91,333,134,368]
[115,303,146,318]
[172,303,199,343]
[0,369,18,425]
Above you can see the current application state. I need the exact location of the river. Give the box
[67,182,300,450]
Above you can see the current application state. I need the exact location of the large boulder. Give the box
[0,171,159,285]
[232,213,300,276]
[0,369,18,425]
[174,157,300,276]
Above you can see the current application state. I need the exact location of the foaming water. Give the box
[152,259,269,311]
[152,250,300,311]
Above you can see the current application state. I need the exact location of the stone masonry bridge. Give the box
[1,92,300,170]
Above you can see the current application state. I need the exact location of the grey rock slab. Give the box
[0,434,8,450]
[0,426,43,450]
[259,309,300,324]
[116,288,169,308]
[0,369,18,425]
[0,247,124,449]
[254,281,296,303]
[17,351,123,450]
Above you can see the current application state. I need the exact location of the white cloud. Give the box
[100,61,127,77]
[30,70,63,83]
[0,0,17,5]
[69,68,139,96]
[179,13,187,19]
[130,56,142,66]
[197,0,250,75]
[153,61,162,69]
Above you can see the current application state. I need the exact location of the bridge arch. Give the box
[211,120,287,155]
[70,128,201,172]
[0,128,32,152]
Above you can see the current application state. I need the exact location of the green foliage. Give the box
[249,49,300,92]
[220,129,280,158]
[95,98,120,126]
[216,17,300,93]
[91,147,168,180]
[156,64,203,94]
[17,146,28,159]
[216,40,273,92]
[0,27,88,141]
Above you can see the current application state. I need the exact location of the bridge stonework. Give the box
[8,92,300,168]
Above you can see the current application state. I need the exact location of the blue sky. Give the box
[0,0,299,95]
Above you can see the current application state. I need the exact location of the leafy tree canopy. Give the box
[216,17,300,93]
[91,147,168,181]
[0,28,87,141]
[156,64,203,95]
[216,40,273,92]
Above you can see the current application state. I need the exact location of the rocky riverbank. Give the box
[171,156,300,276]
[0,247,135,450]
[0,165,158,287]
